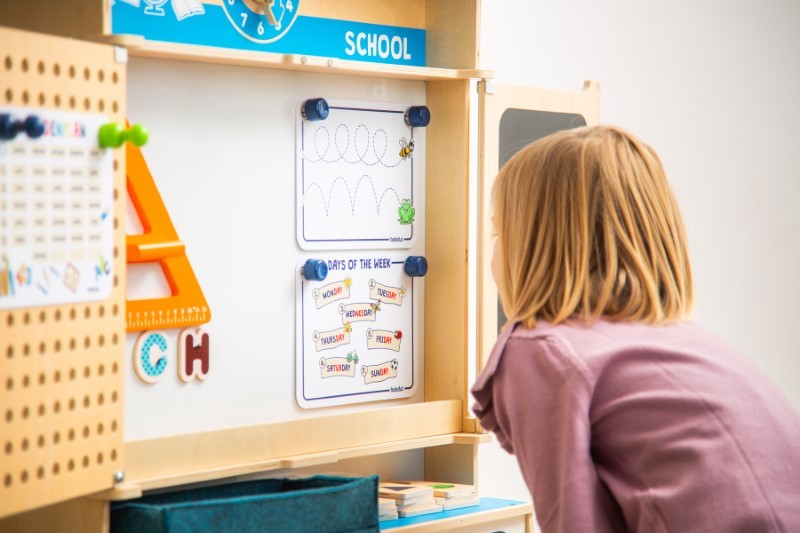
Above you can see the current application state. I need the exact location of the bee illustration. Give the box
[399,137,415,160]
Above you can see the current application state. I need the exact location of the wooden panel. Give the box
[424,80,471,417]
[476,81,602,370]
[0,0,108,38]
[0,27,126,518]
[424,443,477,486]
[0,498,109,533]
[122,400,462,486]
[426,0,480,69]
[301,0,425,29]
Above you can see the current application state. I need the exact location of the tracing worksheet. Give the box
[296,99,419,250]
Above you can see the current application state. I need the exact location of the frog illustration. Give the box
[398,199,415,225]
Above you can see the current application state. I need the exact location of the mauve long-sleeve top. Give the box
[471,320,800,532]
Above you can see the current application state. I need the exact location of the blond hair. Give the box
[493,125,693,327]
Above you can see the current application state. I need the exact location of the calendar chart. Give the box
[296,99,421,250]
[296,253,419,408]
[0,107,114,309]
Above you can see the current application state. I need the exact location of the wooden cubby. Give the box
[0,1,539,531]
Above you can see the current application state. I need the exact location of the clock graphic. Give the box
[221,0,300,43]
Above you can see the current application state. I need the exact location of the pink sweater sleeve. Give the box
[473,334,624,533]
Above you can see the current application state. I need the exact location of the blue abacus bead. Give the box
[24,115,45,139]
[0,114,16,140]
[303,259,329,281]
[404,256,428,278]
[404,106,431,128]
[302,98,329,121]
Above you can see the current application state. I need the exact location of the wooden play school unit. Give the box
[0,1,599,531]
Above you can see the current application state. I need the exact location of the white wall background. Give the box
[476,0,800,515]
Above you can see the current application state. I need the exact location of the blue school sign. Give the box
[111,1,426,67]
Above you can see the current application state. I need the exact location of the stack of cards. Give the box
[378,481,443,517]
[423,481,480,510]
[378,497,398,521]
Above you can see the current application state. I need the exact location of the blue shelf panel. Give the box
[380,497,530,530]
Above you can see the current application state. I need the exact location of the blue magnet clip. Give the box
[0,114,45,140]
[302,98,329,121]
[404,106,431,128]
[302,259,328,281]
[404,256,428,278]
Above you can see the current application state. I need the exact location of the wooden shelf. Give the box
[381,497,533,532]
[98,431,490,501]
[93,34,494,81]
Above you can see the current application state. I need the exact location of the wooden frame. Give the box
[0,1,537,530]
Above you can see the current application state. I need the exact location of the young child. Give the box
[472,125,800,532]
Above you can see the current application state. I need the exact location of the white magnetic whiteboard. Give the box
[124,58,426,441]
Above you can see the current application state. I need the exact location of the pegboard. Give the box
[0,27,126,519]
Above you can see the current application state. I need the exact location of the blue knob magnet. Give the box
[0,114,45,140]
[302,259,328,281]
[404,106,431,128]
[301,98,329,121]
[404,256,428,278]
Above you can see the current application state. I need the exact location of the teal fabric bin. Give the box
[110,475,379,533]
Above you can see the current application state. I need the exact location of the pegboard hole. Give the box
[98,99,105,112]
[69,368,76,381]
[84,366,91,379]
[69,95,76,109]
[20,470,29,484]
[37,435,45,448]
[111,391,119,403]
[84,97,91,111]
[113,273,119,286]
[53,401,61,414]
[112,304,119,316]
[84,336,91,349]
[4,56,12,70]
[53,432,60,445]
[22,375,30,388]
[67,308,74,321]
[83,426,90,439]
[97,423,105,435]
[54,94,61,107]
[4,410,12,423]
[69,338,76,351]
[22,344,30,357]
[68,65,75,78]
[38,310,46,323]
[84,67,91,81]
[21,58,29,72]
[56,309,63,321]
[21,407,29,420]
[5,346,12,359]
[84,307,91,319]
[111,420,118,432]
[111,449,118,461]
[21,438,29,451]
[68,398,76,411]
[37,404,45,417]
[38,372,46,386]
[113,159,119,172]
[98,364,106,376]
[5,378,12,391]
[53,463,61,476]
[54,370,62,383]
[37,467,45,480]
[53,63,61,76]
[112,361,119,373]
[99,305,106,318]
[38,341,46,355]
[112,334,119,346]
[5,88,13,103]
[38,92,46,106]
[4,474,11,487]
[83,396,91,408]
[22,90,29,104]
[97,452,104,465]
[82,456,90,468]
[67,459,75,472]
[112,100,119,113]
[54,339,62,353]
[98,335,106,347]
[6,314,13,327]
[98,69,105,82]
[68,429,75,441]
[112,71,119,84]
[98,393,105,406]
[4,442,12,455]
[37,60,45,74]
[23,312,30,324]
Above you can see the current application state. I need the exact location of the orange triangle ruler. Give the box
[125,137,210,332]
